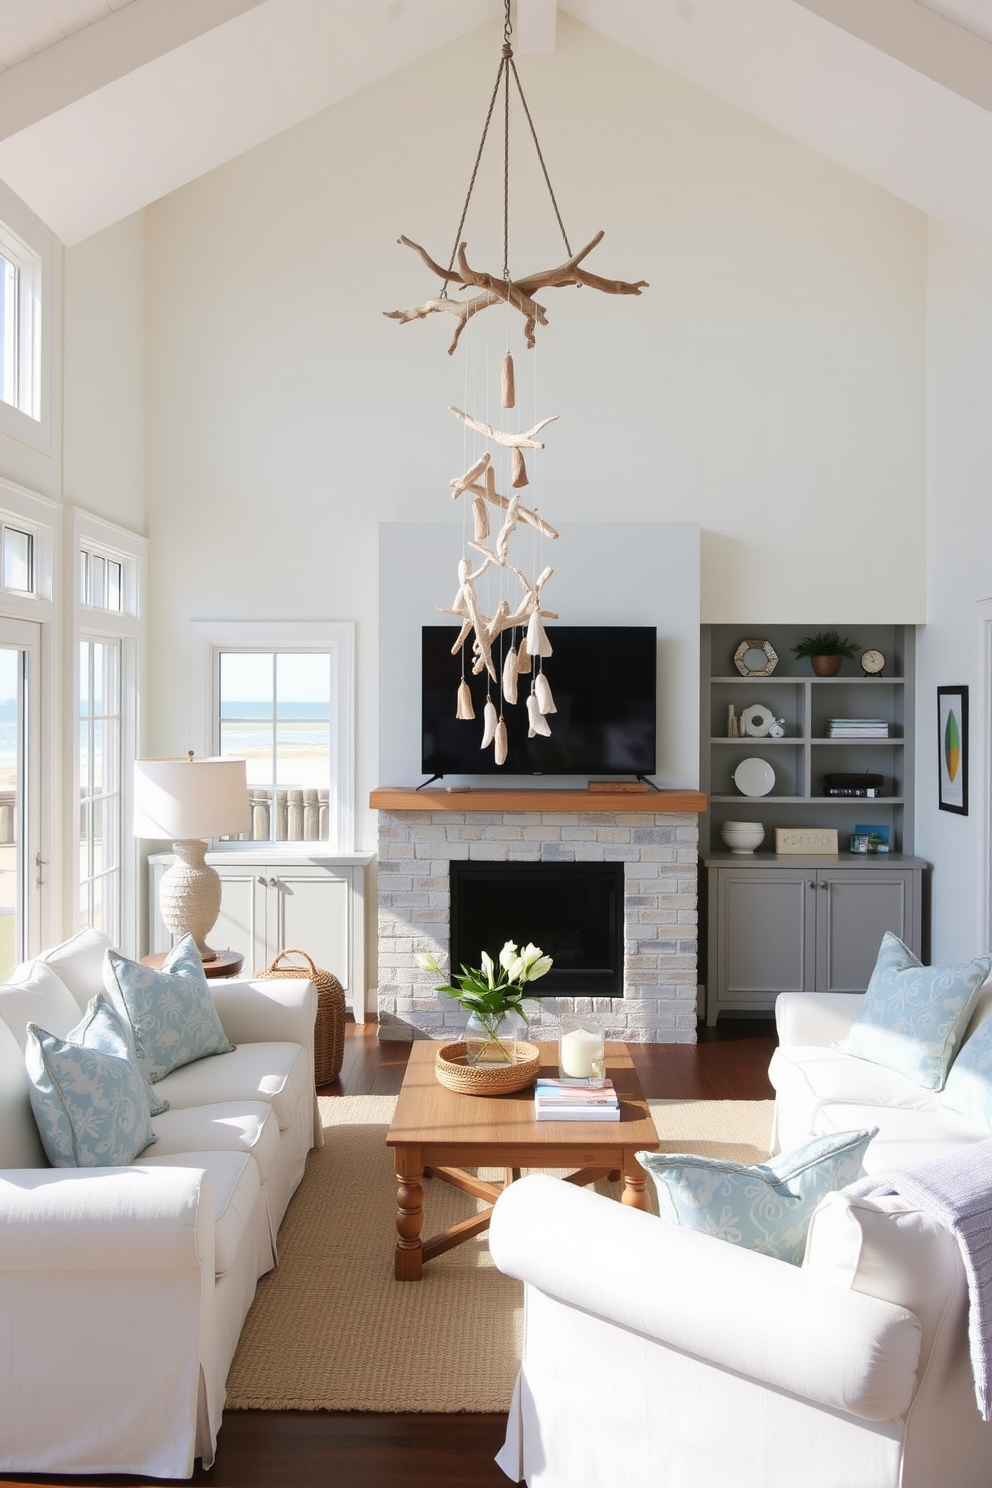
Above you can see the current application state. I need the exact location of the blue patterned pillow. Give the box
[103,934,233,1083]
[940,1014,992,1125]
[72,993,169,1116]
[25,1007,156,1167]
[836,933,990,1091]
[636,1129,876,1265]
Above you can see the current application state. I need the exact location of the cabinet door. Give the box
[717,870,815,1006]
[213,867,268,969]
[267,865,353,1002]
[814,870,914,994]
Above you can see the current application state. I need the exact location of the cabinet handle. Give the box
[819,881,828,889]
[808,881,815,889]
[257,876,267,886]
[268,877,278,887]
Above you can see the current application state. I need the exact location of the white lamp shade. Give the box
[133,757,249,840]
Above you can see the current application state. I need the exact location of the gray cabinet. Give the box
[704,853,925,1024]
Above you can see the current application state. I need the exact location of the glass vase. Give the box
[464,1010,523,1066]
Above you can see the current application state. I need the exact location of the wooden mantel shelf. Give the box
[370,786,707,814]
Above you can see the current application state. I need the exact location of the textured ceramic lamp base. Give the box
[159,839,223,960]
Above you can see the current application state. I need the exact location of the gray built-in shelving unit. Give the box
[699,625,927,1024]
[700,623,915,854]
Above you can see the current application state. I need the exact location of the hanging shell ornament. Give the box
[501,352,515,409]
[456,679,475,720]
[481,698,499,748]
[494,718,508,765]
[526,691,551,737]
[535,672,556,715]
[515,640,532,674]
[502,646,519,706]
[526,611,553,658]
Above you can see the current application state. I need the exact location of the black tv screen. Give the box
[421,625,657,777]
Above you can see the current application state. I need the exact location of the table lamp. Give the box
[134,752,249,961]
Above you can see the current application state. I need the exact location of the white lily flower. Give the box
[480,950,495,987]
[415,952,441,974]
[499,940,518,971]
[519,943,543,970]
[507,956,525,983]
[526,954,553,982]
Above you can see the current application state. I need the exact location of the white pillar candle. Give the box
[560,1027,605,1079]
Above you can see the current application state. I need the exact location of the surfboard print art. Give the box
[938,687,968,814]
[944,708,961,783]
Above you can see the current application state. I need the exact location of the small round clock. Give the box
[861,649,886,677]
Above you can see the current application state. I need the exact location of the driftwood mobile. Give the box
[384,3,646,767]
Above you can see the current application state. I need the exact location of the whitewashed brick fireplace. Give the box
[372,787,705,1044]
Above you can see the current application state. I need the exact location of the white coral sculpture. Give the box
[438,357,558,763]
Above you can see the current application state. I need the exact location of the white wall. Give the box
[379,521,700,789]
[142,15,928,851]
[63,214,147,531]
[915,219,992,961]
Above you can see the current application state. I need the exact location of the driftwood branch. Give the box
[384,233,648,353]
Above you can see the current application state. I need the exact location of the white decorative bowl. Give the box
[720,821,765,855]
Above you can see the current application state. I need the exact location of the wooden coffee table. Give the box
[386,1041,659,1280]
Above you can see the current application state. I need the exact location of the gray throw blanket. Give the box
[847,1139,992,1419]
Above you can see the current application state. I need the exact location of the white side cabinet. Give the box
[148,851,373,1021]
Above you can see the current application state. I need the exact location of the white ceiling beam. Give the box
[0,0,268,142]
[516,0,557,54]
[561,0,992,249]
[794,0,992,113]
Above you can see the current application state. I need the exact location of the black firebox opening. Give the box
[449,861,624,998]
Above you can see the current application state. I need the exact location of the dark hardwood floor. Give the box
[4,1019,775,1488]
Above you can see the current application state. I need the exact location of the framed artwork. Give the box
[937,686,969,815]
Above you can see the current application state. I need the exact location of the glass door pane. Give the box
[0,635,32,980]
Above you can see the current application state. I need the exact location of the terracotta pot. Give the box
[810,654,843,677]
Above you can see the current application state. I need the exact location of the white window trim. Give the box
[190,620,355,854]
[977,597,992,954]
[0,182,58,457]
[69,509,146,956]
[0,477,60,951]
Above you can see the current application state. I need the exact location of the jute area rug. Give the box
[224,1095,773,1415]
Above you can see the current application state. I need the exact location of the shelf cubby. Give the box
[700,624,915,855]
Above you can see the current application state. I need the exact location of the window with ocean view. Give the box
[78,639,122,943]
[219,651,333,842]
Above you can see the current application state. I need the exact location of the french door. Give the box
[0,617,40,980]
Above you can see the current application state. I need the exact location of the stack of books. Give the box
[826,718,890,739]
[534,1078,620,1122]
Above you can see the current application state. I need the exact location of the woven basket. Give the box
[253,949,345,1086]
[435,1040,540,1096]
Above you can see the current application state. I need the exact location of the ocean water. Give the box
[219,701,329,786]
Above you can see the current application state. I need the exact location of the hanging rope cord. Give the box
[439,4,572,301]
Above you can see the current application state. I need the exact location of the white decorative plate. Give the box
[741,704,775,738]
[733,757,776,797]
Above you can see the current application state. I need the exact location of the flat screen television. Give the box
[421,625,657,777]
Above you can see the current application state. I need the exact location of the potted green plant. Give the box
[416,941,553,1064]
[791,630,860,678]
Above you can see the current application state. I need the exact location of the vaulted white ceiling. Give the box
[0,0,992,246]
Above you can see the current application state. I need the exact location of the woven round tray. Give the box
[435,1040,541,1096]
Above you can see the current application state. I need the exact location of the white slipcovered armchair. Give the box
[489,1171,992,1488]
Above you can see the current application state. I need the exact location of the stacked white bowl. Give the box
[720,821,765,854]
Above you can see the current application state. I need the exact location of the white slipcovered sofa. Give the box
[489,985,992,1488]
[0,928,320,1479]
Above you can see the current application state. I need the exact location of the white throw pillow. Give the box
[41,927,113,1010]
[803,1190,961,1367]
[0,962,83,1052]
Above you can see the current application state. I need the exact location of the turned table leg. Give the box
[395,1151,424,1280]
[621,1158,650,1211]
